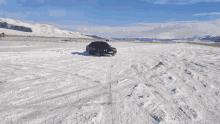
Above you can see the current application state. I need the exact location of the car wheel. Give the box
[111,52,116,56]
[104,53,112,57]
[111,49,117,56]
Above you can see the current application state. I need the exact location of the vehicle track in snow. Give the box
[1,42,220,124]
[153,47,220,123]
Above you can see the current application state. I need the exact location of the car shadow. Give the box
[71,51,100,57]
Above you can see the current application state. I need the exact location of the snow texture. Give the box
[0,40,220,124]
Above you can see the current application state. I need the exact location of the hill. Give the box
[0,17,94,38]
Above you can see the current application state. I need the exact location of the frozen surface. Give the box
[0,41,220,124]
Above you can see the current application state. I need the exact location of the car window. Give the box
[88,42,95,46]
[89,42,109,48]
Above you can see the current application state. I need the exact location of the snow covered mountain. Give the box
[0,17,94,38]
[201,35,220,41]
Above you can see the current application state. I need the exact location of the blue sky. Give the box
[1,0,220,38]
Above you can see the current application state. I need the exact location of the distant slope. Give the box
[0,17,93,38]
[201,35,220,42]
[85,34,105,39]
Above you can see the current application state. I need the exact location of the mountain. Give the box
[0,17,94,38]
[201,35,220,42]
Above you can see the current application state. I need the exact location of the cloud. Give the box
[48,21,151,38]
[51,19,220,39]
[0,0,4,3]
[33,12,40,15]
[140,20,220,39]
[11,18,220,39]
[157,32,175,39]
[0,0,7,5]
[141,25,186,34]
[153,0,169,4]
[2,15,220,39]
[49,10,66,17]
[1,11,30,20]
[36,0,44,3]
[193,12,220,16]
[140,0,220,5]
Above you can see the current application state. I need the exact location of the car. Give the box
[86,41,117,56]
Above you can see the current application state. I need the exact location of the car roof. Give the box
[94,41,105,42]
[90,41,109,44]
[89,41,110,48]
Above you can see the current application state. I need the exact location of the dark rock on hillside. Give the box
[202,35,220,42]
[0,32,5,37]
[86,35,104,39]
[0,22,7,28]
[0,22,32,32]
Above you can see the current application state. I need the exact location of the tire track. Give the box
[102,62,114,124]
[158,47,220,123]
[128,48,211,123]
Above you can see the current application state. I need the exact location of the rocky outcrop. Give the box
[86,34,104,39]
[0,32,5,37]
[0,22,32,32]
[0,22,7,28]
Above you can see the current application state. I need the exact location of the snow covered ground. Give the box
[0,40,220,124]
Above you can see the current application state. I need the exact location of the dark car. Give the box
[86,41,117,56]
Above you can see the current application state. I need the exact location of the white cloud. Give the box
[49,22,158,38]
[154,0,169,4]
[140,20,220,39]
[49,10,66,17]
[51,19,220,39]
[11,18,220,39]
[3,11,30,20]
[0,11,44,20]
[0,0,4,3]
[0,0,7,5]
[193,12,220,16]
[33,12,40,15]
[157,32,175,39]
[1,0,23,7]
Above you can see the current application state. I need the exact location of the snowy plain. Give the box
[0,40,220,124]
